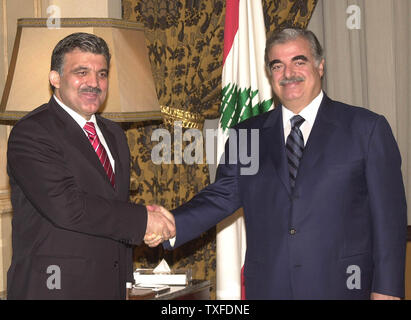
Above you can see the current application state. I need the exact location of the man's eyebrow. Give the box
[72,66,89,72]
[72,66,109,73]
[268,55,308,68]
[268,59,282,68]
[292,55,309,62]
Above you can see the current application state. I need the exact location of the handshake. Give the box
[144,204,175,247]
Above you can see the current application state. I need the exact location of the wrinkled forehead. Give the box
[268,37,313,58]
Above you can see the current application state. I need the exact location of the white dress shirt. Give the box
[282,90,323,146]
[53,95,115,172]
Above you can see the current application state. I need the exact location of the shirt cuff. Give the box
[169,236,176,247]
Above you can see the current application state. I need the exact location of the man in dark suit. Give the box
[6,32,175,299]
[147,28,407,299]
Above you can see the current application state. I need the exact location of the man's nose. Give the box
[283,64,295,79]
[86,72,99,88]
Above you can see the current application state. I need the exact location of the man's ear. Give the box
[318,58,325,78]
[49,70,61,89]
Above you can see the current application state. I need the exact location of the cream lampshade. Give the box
[0,18,161,122]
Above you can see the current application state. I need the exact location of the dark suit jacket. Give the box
[165,94,407,299]
[7,97,147,299]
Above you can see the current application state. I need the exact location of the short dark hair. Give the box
[51,32,111,75]
[265,28,324,74]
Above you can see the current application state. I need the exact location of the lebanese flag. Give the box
[216,0,273,300]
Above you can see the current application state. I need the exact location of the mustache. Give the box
[79,86,102,94]
[279,77,305,86]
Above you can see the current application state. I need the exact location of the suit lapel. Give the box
[49,98,117,191]
[263,95,339,194]
[262,107,292,195]
[295,95,338,187]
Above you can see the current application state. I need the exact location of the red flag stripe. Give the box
[223,0,240,65]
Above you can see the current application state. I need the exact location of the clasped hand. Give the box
[144,204,175,247]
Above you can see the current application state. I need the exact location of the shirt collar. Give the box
[53,95,97,129]
[282,90,323,127]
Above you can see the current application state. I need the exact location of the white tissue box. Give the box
[133,269,190,286]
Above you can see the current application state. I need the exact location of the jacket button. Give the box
[114,261,119,268]
[289,228,296,235]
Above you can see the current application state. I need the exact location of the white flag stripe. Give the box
[216,0,273,300]
[221,33,239,88]
[216,208,247,299]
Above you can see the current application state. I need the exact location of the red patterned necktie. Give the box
[84,122,115,188]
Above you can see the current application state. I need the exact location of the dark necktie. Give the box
[286,115,305,190]
[84,122,115,188]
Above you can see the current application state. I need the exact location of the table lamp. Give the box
[0,18,161,122]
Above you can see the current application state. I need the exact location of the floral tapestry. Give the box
[122,0,318,299]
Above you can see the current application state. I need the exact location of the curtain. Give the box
[308,0,411,223]
[122,0,318,299]
[123,0,224,299]
[263,0,318,32]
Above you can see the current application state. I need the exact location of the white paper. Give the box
[153,258,171,273]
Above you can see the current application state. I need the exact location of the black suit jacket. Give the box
[166,94,407,299]
[7,97,147,299]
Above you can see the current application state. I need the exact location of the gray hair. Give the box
[51,32,111,76]
[265,28,324,74]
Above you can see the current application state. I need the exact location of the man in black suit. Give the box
[6,32,175,299]
[148,28,407,299]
